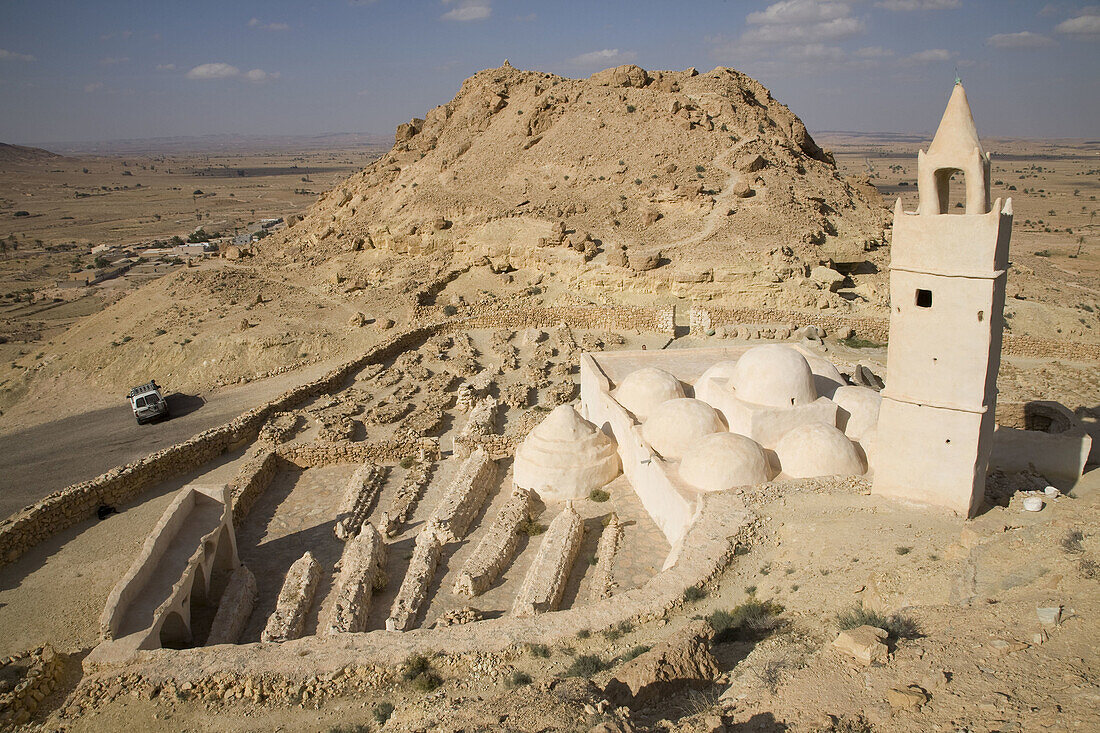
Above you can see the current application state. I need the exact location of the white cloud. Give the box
[854,45,895,58]
[84,82,103,93]
[877,0,960,10]
[747,1,853,25]
[904,48,953,62]
[243,68,279,82]
[566,48,638,69]
[186,62,240,79]
[0,48,35,62]
[742,16,864,43]
[248,18,289,31]
[1055,13,1100,35]
[99,56,129,66]
[987,31,1055,48]
[441,0,491,21]
[156,63,176,71]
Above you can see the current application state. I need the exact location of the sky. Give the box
[0,0,1097,146]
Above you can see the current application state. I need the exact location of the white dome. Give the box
[802,354,846,400]
[679,433,769,492]
[642,398,725,460]
[774,423,865,478]
[732,345,817,407]
[832,385,882,440]
[514,405,621,501]
[695,360,740,388]
[614,367,685,421]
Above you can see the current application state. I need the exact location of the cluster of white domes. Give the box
[641,398,725,460]
[613,367,685,421]
[514,405,621,502]
[612,345,877,491]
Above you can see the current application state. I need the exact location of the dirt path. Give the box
[0,358,344,519]
[666,135,757,251]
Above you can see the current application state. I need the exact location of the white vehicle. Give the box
[127,380,169,424]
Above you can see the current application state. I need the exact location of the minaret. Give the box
[871,83,1013,517]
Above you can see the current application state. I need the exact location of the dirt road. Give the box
[0,360,341,519]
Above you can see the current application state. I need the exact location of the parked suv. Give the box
[127,380,169,424]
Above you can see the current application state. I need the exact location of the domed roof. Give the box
[614,367,685,421]
[801,354,845,400]
[679,432,769,492]
[514,405,620,502]
[732,345,817,408]
[695,360,740,388]
[642,398,725,460]
[774,423,864,478]
[832,385,881,440]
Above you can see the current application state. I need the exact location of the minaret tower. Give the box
[872,83,1013,517]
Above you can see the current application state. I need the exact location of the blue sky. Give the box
[0,0,1097,145]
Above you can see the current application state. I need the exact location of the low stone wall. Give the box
[429,448,498,543]
[512,502,584,617]
[277,440,438,469]
[386,524,443,632]
[0,645,63,728]
[206,565,257,646]
[586,514,623,605]
[453,487,532,597]
[228,449,280,522]
[380,459,434,537]
[333,463,389,541]
[261,552,321,643]
[322,524,386,635]
[419,304,676,335]
[691,304,1100,362]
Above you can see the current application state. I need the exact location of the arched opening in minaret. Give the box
[932,168,968,214]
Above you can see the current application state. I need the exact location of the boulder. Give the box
[606,247,628,268]
[224,245,242,260]
[887,686,929,710]
[604,620,719,705]
[395,118,424,143]
[737,154,767,172]
[832,625,888,665]
[732,180,755,198]
[811,265,846,292]
[590,64,650,88]
[629,251,661,272]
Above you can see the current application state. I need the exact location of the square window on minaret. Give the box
[915,289,933,308]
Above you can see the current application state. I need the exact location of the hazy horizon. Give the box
[2,0,1098,146]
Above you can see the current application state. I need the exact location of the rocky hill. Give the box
[0,143,62,166]
[272,63,889,306]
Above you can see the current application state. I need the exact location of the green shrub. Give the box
[589,488,610,502]
[565,654,607,678]
[507,670,532,688]
[527,643,550,658]
[683,585,706,602]
[708,599,784,643]
[399,456,416,469]
[626,104,636,113]
[840,335,884,349]
[895,546,911,555]
[372,702,394,724]
[442,304,458,316]
[576,629,591,639]
[836,606,920,639]
[411,672,442,692]
[619,645,650,663]
[401,653,431,681]
[519,518,547,536]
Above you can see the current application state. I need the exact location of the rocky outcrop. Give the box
[604,620,719,704]
[511,502,584,617]
[428,448,498,542]
[206,565,257,646]
[386,523,443,631]
[261,552,321,643]
[323,523,387,635]
[334,463,390,541]
[453,487,533,596]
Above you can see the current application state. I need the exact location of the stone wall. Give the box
[453,487,532,597]
[511,502,584,617]
[261,552,321,643]
[277,439,439,469]
[691,304,1100,362]
[416,304,675,334]
[206,565,258,646]
[227,449,280,522]
[322,524,387,635]
[428,448,498,543]
[380,458,434,537]
[386,523,442,632]
[586,513,623,605]
[0,645,63,728]
[333,463,390,541]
